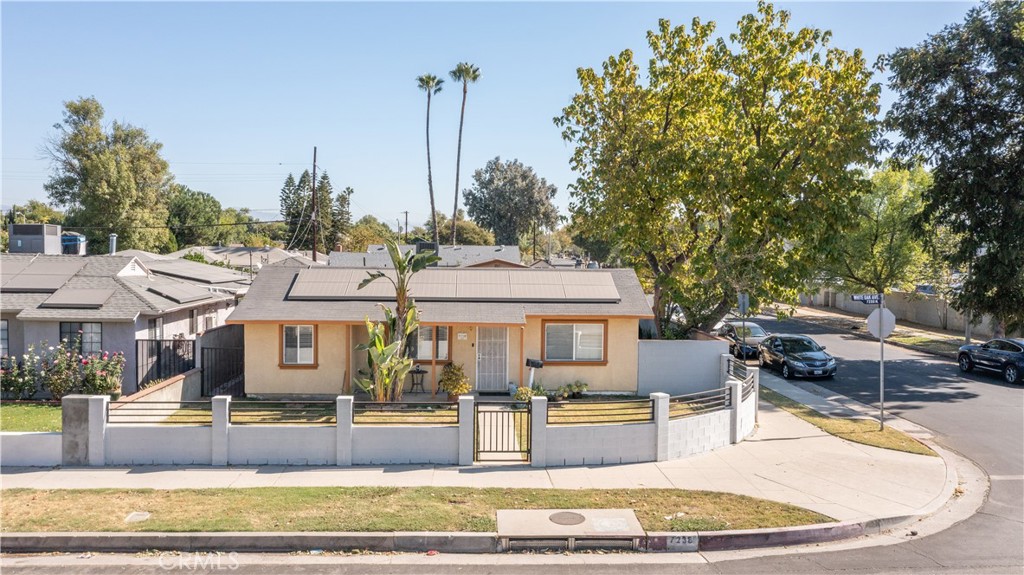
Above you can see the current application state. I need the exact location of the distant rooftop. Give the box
[165,246,327,269]
[330,244,522,268]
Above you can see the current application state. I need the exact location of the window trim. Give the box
[60,322,103,355]
[279,324,318,369]
[541,319,608,366]
[411,325,452,364]
[1,319,8,358]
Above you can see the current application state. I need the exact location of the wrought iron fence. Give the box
[726,356,748,380]
[475,401,531,461]
[742,376,756,401]
[136,339,195,389]
[668,387,732,420]
[228,400,336,425]
[546,398,654,425]
[107,400,212,425]
[202,347,245,397]
[353,401,458,425]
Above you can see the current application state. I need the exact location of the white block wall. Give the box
[229,426,336,465]
[106,426,212,465]
[739,388,757,440]
[666,410,731,459]
[0,432,62,467]
[637,340,729,396]
[352,426,459,465]
[545,422,657,466]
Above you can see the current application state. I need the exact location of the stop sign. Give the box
[867,308,896,339]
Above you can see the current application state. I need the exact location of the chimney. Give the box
[108,233,118,255]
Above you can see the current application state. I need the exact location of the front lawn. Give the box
[0,486,832,533]
[0,402,61,432]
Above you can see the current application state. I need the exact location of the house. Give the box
[115,249,252,296]
[226,266,654,398]
[1,253,237,393]
[165,246,327,272]
[329,244,523,269]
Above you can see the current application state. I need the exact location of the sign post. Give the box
[738,292,750,353]
[866,298,896,430]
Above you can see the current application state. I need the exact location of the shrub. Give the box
[513,386,534,402]
[43,337,83,401]
[81,351,127,397]
[439,363,471,397]
[1,344,43,400]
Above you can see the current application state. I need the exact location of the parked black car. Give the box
[720,322,770,359]
[958,338,1024,384]
[758,334,837,379]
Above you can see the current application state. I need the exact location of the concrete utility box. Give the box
[8,223,63,255]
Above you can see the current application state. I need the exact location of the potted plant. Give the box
[513,386,534,404]
[439,363,471,401]
[570,380,588,399]
[551,385,568,402]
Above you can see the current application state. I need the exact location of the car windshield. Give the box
[781,338,821,353]
[736,325,767,338]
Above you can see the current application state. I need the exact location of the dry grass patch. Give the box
[1,487,831,533]
[760,387,936,456]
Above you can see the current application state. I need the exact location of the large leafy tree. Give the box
[449,62,481,246]
[822,165,931,295]
[426,209,494,246]
[167,185,222,247]
[44,97,175,251]
[556,3,880,335]
[4,200,64,225]
[346,215,398,252]
[417,74,444,249]
[885,1,1024,335]
[463,157,559,245]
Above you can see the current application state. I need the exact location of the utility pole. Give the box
[402,211,409,243]
[311,146,318,263]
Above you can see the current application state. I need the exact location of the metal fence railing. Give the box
[546,398,654,425]
[136,339,196,389]
[107,400,212,425]
[228,401,336,425]
[726,357,748,381]
[202,347,245,397]
[353,401,459,426]
[742,376,756,401]
[668,387,732,420]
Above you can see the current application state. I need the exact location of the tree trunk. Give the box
[993,318,1006,339]
[452,83,467,246]
[426,92,440,249]
[698,293,734,333]
[651,284,664,339]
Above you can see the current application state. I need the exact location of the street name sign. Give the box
[852,293,882,305]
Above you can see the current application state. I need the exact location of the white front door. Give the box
[476,327,508,392]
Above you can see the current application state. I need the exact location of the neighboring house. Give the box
[165,246,327,272]
[1,254,237,394]
[227,266,654,398]
[115,250,252,296]
[329,244,523,268]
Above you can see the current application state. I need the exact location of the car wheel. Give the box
[1004,364,1021,384]
[958,354,975,373]
[782,363,792,379]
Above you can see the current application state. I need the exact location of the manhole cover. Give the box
[549,511,586,526]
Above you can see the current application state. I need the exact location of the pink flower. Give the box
[82,359,89,365]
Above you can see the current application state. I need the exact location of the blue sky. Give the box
[2,2,975,230]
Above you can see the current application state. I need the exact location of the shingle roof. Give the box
[228,266,653,325]
[165,246,326,268]
[115,249,250,293]
[1,254,233,321]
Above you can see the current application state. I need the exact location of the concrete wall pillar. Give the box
[61,395,108,466]
[729,381,742,444]
[336,395,353,466]
[458,395,475,466]
[530,395,547,468]
[650,392,669,462]
[211,395,231,465]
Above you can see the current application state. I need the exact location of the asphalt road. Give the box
[3,315,1021,574]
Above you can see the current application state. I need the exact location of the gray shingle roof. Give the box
[165,246,326,268]
[228,266,653,325]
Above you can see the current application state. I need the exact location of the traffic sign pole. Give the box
[879,294,885,431]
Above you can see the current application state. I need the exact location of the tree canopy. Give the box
[346,215,398,253]
[463,157,559,246]
[167,185,222,247]
[885,0,1024,335]
[426,210,494,246]
[556,2,881,335]
[44,97,175,251]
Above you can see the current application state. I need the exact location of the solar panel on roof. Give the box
[41,288,114,308]
[0,274,69,292]
[147,283,213,304]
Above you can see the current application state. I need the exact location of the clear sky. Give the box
[2,1,976,230]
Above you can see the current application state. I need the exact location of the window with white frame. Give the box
[544,322,605,362]
[1,319,8,357]
[282,325,315,365]
[409,326,449,361]
[60,322,103,355]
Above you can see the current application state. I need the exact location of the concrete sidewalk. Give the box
[1,383,952,525]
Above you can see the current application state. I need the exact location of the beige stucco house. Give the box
[227,266,654,398]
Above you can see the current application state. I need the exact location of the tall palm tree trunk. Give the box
[452,84,467,246]
[426,92,440,249]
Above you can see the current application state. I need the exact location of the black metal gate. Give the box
[137,339,195,388]
[201,347,245,397]
[474,402,531,462]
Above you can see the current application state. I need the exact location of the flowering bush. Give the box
[43,337,83,401]
[1,344,43,400]
[82,351,126,397]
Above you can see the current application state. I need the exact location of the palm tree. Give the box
[448,62,481,246]
[416,74,444,249]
